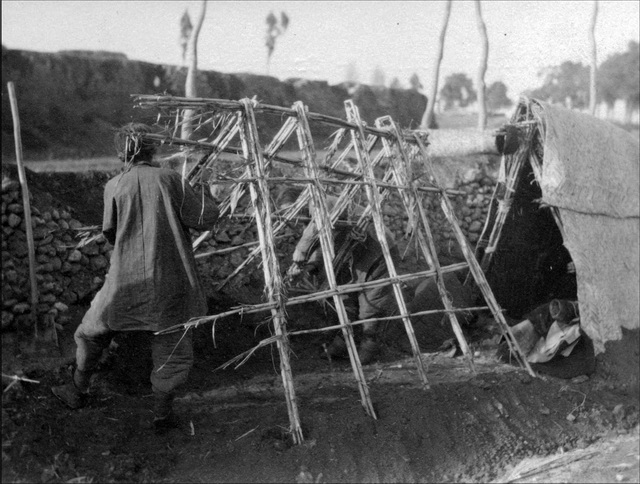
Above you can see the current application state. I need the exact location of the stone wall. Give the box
[1,159,498,334]
[1,176,110,333]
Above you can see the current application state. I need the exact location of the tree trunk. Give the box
[181,0,207,141]
[420,0,452,130]
[475,0,489,130]
[589,1,598,116]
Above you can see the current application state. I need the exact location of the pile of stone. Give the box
[380,165,497,258]
[1,176,111,333]
[1,162,498,335]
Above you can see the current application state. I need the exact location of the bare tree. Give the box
[475,0,489,130]
[421,0,452,129]
[409,73,423,91]
[179,10,193,64]
[265,11,290,75]
[589,0,599,115]
[345,61,359,84]
[182,0,207,141]
[371,66,386,86]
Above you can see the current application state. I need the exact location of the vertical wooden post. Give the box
[345,100,430,386]
[294,101,377,419]
[378,117,476,374]
[413,134,536,377]
[238,99,304,443]
[7,82,39,337]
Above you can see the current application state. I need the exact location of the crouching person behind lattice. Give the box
[287,195,400,365]
[51,124,219,433]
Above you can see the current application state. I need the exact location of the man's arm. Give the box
[171,176,220,230]
[292,222,320,263]
[102,178,118,245]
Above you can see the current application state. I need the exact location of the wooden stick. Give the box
[156,262,469,335]
[134,94,394,141]
[194,235,290,259]
[214,126,379,290]
[345,100,430,386]
[215,304,492,371]
[192,114,300,251]
[239,99,304,444]
[294,100,377,419]
[288,306,490,336]
[414,133,536,377]
[135,94,505,156]
[7,82,39,338]
[377,115,476,374]
[473,102,535,276]
[206,175,465,196]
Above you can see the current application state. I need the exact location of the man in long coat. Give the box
[52,124,219,430]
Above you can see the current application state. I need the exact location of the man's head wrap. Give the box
[114,123,157,165]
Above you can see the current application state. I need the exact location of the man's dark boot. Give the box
[51,369,90,409]
[320,334,348,360]
[150,392,193,435]
[358,335,380,365]
[153,392,174,426]
[151,392,183,433]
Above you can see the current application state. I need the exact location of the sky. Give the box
[2,1,639,100]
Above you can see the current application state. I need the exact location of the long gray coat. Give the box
[82,163,219,332]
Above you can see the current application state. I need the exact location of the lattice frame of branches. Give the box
[133,94,534,445]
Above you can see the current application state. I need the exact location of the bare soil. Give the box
[2,301,639,484]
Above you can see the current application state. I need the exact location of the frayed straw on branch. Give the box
[2,373,40,393]
[217,335,282,370]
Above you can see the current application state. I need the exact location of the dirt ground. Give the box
[2,157,639,483]
[2,298,639,484]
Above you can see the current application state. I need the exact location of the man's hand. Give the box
[287,261,303,279]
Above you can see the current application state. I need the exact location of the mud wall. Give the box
[1,48,428,161]
[1,160,497,334]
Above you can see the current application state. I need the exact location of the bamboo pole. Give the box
[134,94,394,140]
[294,101,377,419]
[413,133,536,377]
[194,234,290,259]
[215,126,379,291]
[187,113,240,184]
[216,304,492,371]
[471,103,536,280]
[345,100,430,386]
[156,263,470,336]
[135,94,503,157]
[191,114,296,250]
[7,82,39,338]
[378,116,476,374]
[218,116,300,218]
[207,175,465,197]
[375,117,418,239]
[330,147,409,279]
[238,99,303,444]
